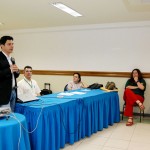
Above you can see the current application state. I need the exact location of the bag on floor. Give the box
[40,83,52,95]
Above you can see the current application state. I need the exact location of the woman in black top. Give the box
[123,69,146,126]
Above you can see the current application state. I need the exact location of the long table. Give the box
[15,89,120,150]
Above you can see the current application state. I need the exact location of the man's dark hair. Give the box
[24,66,32,70]
[0,36,13,45]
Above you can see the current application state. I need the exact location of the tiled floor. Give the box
[61,116,150,150]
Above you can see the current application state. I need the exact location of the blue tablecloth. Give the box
[0,113,31,150]
[15,89,120,150]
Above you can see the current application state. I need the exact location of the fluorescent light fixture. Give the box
[52,2,82,17]
[0,22,4,26]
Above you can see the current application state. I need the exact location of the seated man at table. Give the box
[67,72,88,90]
[17,66,41,99]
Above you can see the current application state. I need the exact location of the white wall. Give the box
[1,21,150,113]
[1,21,150,71]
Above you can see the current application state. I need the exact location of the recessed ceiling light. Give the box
[0,22,4,26]
[52,2,82,17]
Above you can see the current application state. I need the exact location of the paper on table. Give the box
[100,87,118,92]
[71,92,86,95]
[81,89,91,92]
[58,92,74,96]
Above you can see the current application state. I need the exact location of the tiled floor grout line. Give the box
[62,116,150,150]
[100,123,120,150]
[125,122,137,150]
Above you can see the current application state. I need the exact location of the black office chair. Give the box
[64,84,68,91]
[122,102,144,122]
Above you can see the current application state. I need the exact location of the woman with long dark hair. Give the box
[123,69,146,126]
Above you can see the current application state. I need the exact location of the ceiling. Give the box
[0,0,150,31]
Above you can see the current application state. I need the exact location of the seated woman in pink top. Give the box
[67,73,88,90]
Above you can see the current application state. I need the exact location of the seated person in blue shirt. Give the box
[67,73,88,90]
